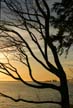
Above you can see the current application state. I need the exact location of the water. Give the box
[0,81,73,108]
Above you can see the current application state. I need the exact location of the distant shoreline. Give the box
[0,78,73,82]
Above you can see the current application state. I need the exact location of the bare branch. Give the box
[0,92,61,105]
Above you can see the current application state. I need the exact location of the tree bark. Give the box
[60,73,70,108]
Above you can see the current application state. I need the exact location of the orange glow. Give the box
[0,53,73,81]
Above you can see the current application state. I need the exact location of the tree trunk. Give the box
[60,74,70,108]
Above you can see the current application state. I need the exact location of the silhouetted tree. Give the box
[50,0,73,107]
[51,0,73,55]
[0,0,72,108]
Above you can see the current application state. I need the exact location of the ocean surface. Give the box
[0,81,73,108]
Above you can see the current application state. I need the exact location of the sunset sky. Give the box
[0,31,73,81]
[0,51,73,81]
[0,0,73,82]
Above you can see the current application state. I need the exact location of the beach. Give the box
[0,81,73,108]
